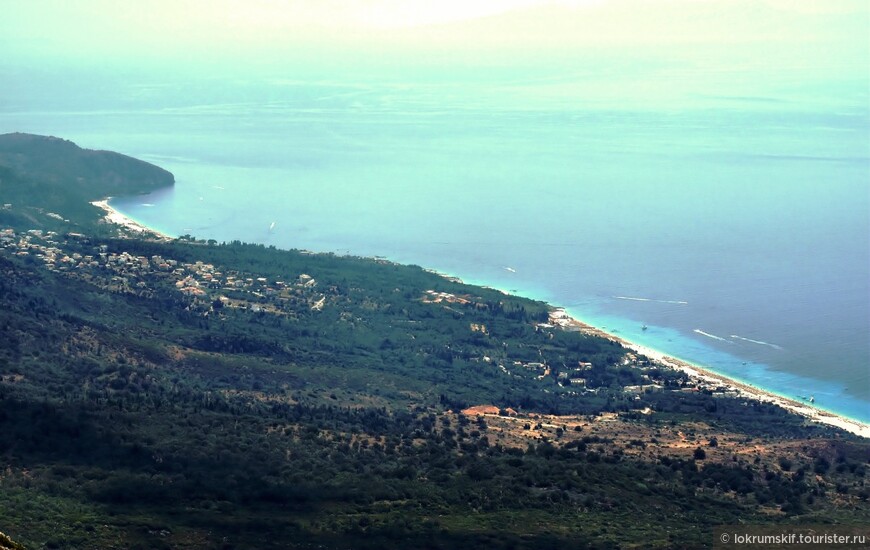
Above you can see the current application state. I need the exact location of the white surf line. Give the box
[613,296,688,305]
[694,329,732,343]
[730,335,783,350]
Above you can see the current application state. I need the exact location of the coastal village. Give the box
[418,286,742,400]
[0,227,328,318]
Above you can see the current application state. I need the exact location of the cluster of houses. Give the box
[0,228,81,269]
[421,290,473,305]
[0,228,326,315]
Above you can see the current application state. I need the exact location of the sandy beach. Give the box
[549,308,870,438]
[91,199,171,240]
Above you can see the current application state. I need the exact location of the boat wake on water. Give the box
[693,329,732,343]
[730,334,783,350]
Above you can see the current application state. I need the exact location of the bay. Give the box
[3,80,868,422]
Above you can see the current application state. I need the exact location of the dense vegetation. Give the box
[0,135,867,549]
[0,133,173,235]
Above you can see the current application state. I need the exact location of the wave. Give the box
[693,329,731,343]
[730,335,783,350]
[613,296,688,305]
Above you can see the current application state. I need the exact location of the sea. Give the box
[3,73,869,423]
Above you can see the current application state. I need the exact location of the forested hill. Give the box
[0,133,173,233]
[0,141,868,549]
[0,133,173,194]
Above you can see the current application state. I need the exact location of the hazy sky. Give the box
[2,0,868,108]
[4,0,867,63]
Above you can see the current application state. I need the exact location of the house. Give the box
[624,384,664,394]
[461,405,501,416]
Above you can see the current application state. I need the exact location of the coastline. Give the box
[91,199,172,240]
[100,201,869,438]
[547,307,870,439]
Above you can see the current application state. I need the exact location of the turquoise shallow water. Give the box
[3,80,869,423]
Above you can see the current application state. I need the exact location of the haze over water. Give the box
[3,0,868,421]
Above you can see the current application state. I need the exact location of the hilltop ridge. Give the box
[0,132,174,193]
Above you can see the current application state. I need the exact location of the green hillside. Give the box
[0,132,173,234]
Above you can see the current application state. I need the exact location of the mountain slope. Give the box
[0,139,867,549]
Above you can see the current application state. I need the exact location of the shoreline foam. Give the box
[548,307,869,438]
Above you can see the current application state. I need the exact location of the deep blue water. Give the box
[3,80,868,423]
